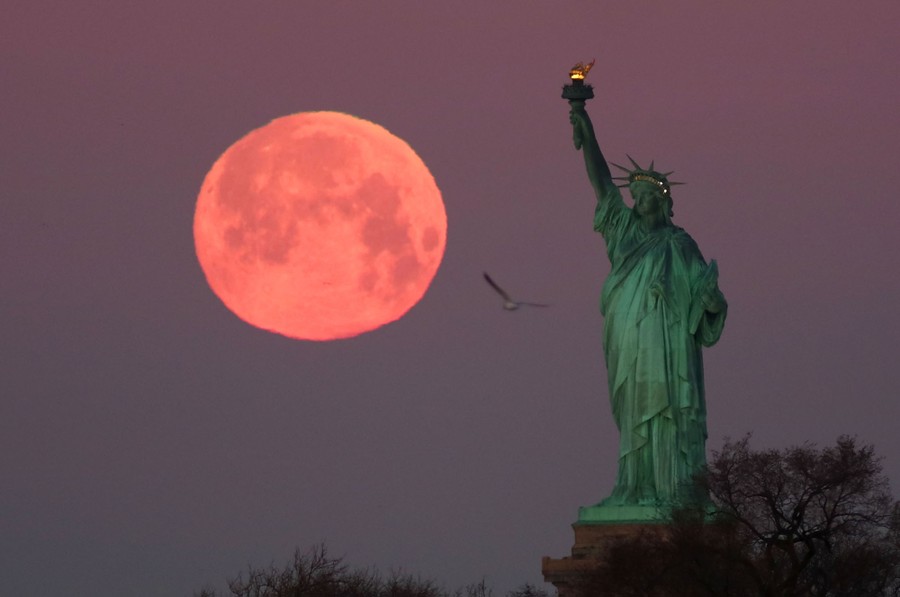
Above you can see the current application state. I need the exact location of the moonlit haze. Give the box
[2,2,899,596]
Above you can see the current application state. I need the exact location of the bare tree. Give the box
[506,582,550,597]
[451,578,493,597]
[196,543,445,597]
[707,435,900,596]
[196,544,559,597]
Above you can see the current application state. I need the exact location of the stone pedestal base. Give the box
[542,521,669,597]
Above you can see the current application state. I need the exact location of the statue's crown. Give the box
[611,155,684,196]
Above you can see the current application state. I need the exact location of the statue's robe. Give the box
[594,185,727,506]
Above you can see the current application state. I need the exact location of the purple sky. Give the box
[3,2,899,595]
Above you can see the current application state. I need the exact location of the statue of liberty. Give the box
[568,100,727,517]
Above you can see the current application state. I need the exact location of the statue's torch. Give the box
[562,59,595,112]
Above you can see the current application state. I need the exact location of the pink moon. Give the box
[193,112,447,341]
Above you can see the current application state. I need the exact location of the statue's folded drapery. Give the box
[594,184,727,506]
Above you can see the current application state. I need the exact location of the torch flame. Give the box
[569,59,596,81]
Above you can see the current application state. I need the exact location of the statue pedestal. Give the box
[542,521,670,597]
[577,502,668,523]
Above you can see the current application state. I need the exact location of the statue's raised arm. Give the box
[562,61,615,204]
[569,105,614,204]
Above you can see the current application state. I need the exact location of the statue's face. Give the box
[630,181,665,217]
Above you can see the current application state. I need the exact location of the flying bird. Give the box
[483,272,549,311]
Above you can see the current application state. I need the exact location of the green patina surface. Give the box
[568,100,727,523]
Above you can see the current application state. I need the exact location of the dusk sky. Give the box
[3,2,899,595]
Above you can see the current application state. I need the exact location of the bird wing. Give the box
[483,272,513,302]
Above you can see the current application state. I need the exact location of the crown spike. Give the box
[610,155,682,190]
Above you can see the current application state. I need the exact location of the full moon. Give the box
[194,112,447,341]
